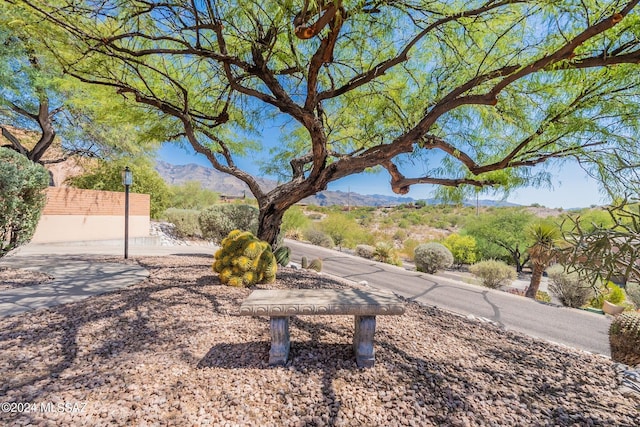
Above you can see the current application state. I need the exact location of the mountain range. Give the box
[155,161,518,207]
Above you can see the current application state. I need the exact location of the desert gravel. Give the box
[1,255,639,426]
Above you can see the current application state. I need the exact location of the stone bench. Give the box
[238,288,405,368]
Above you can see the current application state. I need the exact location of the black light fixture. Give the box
[121,166,133,259]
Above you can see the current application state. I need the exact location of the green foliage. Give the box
[0,147,49,256]
[0,6,163,162]
[373,242,402,267]
[546,265,593,308]
[442,233,477,266]
[609,312,640,366]
[66,158,170,219]
[319,213,367,249]
[281,206,310,234]
[469,260,517,289]
[463,209,535,270]
[401,239,420,261]
[199,204,259,244]
[414,242,454,274]
[212,230,277,287]
[535,291,552,303]
[273,246,291,267]
[163,208,201,238]
[590,282,626,309]
[560,203,640,287]
[168,181,219,210]
[303,228,334,248]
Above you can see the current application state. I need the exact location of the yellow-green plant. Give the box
[213,230,277,287]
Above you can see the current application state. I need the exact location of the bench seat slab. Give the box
[239,289,405,316]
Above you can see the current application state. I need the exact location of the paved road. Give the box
[287,240,612,356]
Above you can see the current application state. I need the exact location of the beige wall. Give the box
[32,187,151,243]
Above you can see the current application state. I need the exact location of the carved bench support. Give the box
[239,289,405,368]
[353,315,376,368]
[269,316,290,366]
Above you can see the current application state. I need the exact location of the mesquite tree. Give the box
[11,0,640,245]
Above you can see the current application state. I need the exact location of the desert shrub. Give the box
[401,239,420,261]
[168,181,219,210]
[442,233,477,266]
[355,244,375,259]
[303,228,334,248]
[414,242,454,274]
[590,282,626,309]
[281,206,310,233]
[213,230,276,287]
[626,282,640,308]
[536,290,552,303]
[469,260,517,289]
[547,265,593,308]
[164,208,201,238]
[199,204,258,243]
[319,213,367,249]
[0,148,49,257]
[285,227,304,240]
[373,242,402,266]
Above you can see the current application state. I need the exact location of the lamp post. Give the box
[122,166,133,259]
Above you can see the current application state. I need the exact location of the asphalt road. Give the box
[287,240,612,357]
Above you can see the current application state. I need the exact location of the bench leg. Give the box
[269,316,290,366]
[353,315,376,368]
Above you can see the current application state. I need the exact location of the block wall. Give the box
[31,187,151,243]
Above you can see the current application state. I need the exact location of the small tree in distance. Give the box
[14,1,640,245]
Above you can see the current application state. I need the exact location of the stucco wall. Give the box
[31,187,150,243]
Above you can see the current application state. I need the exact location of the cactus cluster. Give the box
[213,230,277,287]
[301,256,322,272]
[609,312,640,367]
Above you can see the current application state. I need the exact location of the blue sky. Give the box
[158,142,608,209]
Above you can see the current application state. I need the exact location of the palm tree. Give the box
[525,222,561,299]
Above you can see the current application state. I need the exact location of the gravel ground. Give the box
[1,255,639,426]
[0,267,53,291]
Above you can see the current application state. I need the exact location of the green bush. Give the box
[536,290,552,303]
[281,206,310,233]
[442,233,477,266]
[199,204,258,243]
[626,282,640,308]
[164,208,201,238]
[303,228,334,248]
[414,242,454,274]
[547,265,594,308]
[590,282,626,309]
[0,148,49,257]
[213,230,276,287]
[469,260,517,289]
[169,181,219,210]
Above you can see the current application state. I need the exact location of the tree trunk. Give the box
[526,264,544,299]
[257,202,286,247]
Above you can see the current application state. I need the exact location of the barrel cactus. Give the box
[307,258,323,272]
[609,312,640,367]
[274,246,291,267]
[213,230,277,287]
